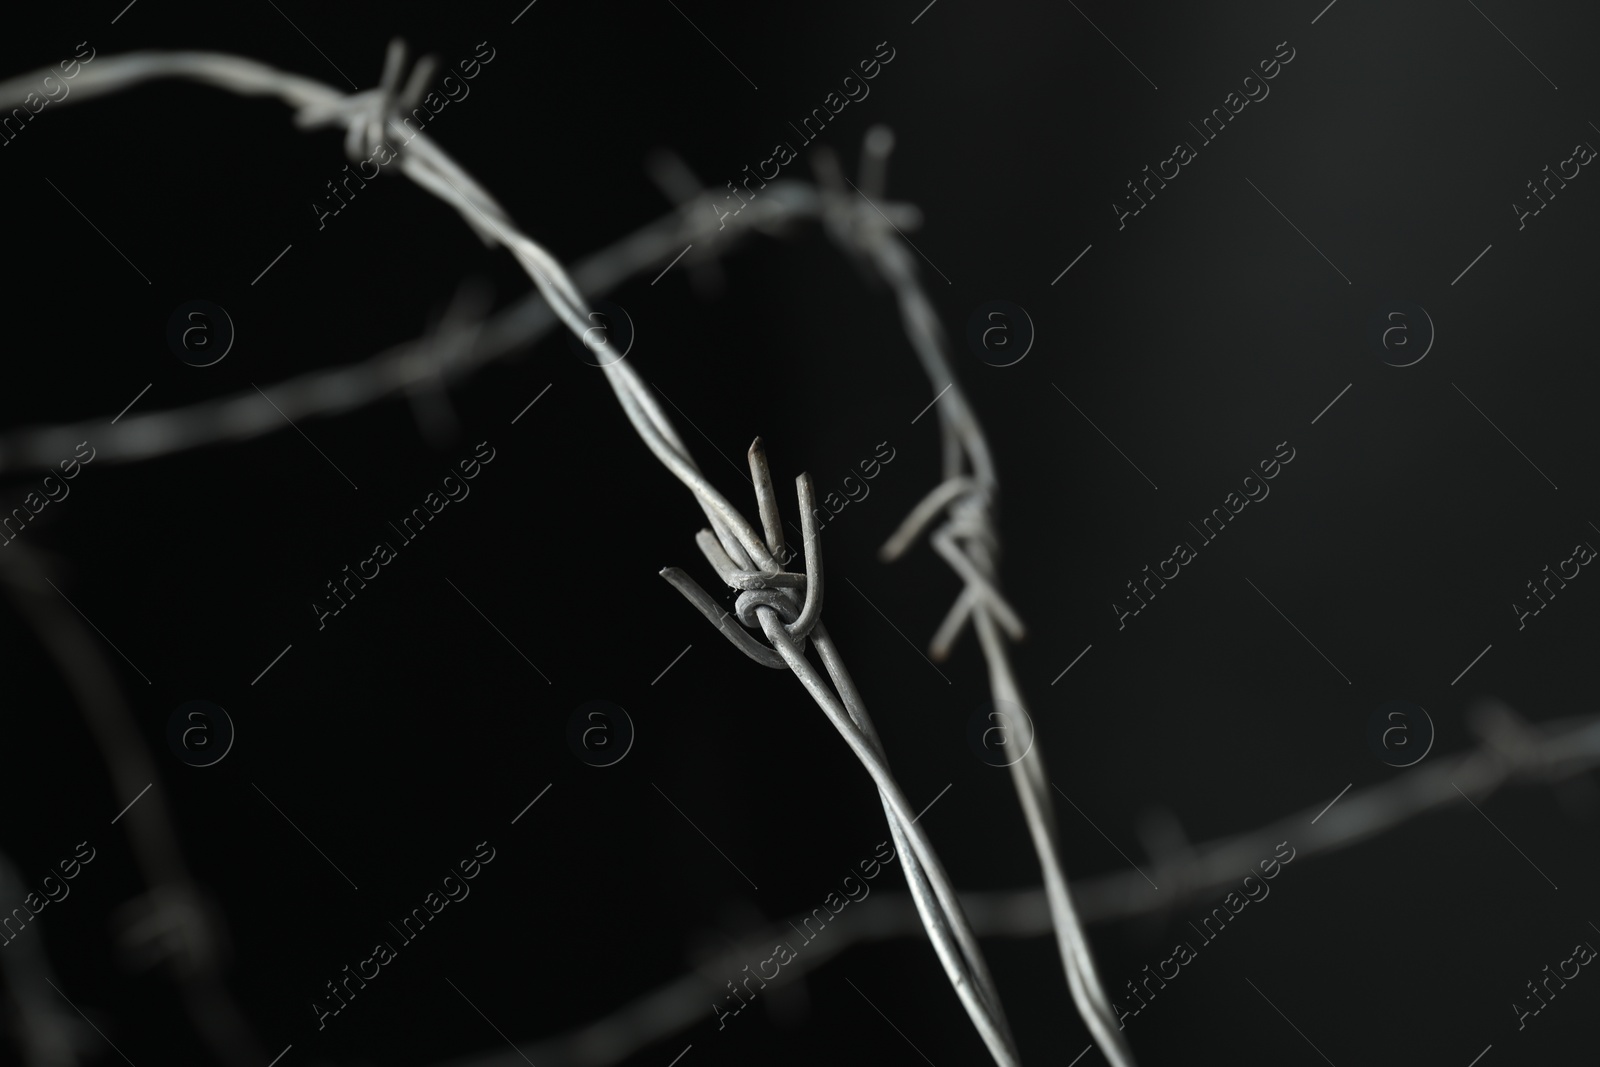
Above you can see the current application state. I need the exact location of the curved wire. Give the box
[663,445,1020,1066]
[758,609,1018,1067]
[813,131,1138,1066]
[0,43,1023,1065]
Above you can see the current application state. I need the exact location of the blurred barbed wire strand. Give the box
[440,700,1600,1067]
[0,545,262,1067]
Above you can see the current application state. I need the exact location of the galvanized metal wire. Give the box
[0,42,1023,1067]
[663,439,1018,1066]
[811,130,1137,1067]
[12,41,1594,1067]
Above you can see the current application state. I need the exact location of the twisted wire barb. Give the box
[0,44,1020,1066]
[663,441,1019,1066]
[810,130,1137,1067]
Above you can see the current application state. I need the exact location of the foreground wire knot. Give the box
[660,438,822,668]
[660,435,1020,1067]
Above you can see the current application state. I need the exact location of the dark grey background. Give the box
[0,0,1595,1065]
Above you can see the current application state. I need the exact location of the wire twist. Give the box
[661,440,1021,1067]
[661,439,821,668]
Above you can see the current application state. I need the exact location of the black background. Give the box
[0,1,1597,1065]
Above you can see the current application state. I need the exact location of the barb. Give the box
[812,128,1136,1067]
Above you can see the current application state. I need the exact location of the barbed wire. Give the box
[6,34,1592,1067]
[0,43,1024,1066]
[662,438,1020,1065]
[0,544,263,1067]
[808,132,1135,1067]
[442,700,1600,1067]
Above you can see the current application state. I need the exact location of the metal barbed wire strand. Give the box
[334,50,1019,1061]
[808,132,1137,1067]
[443,701,1600,1067]
[661,447,1021,1064]
[0,45,1022,1065]
[351,52,1027,1049]
[0,546,261,1067]
[0,45,781,638]
[664,443,1020,1067]
[355,49,1018,1060]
